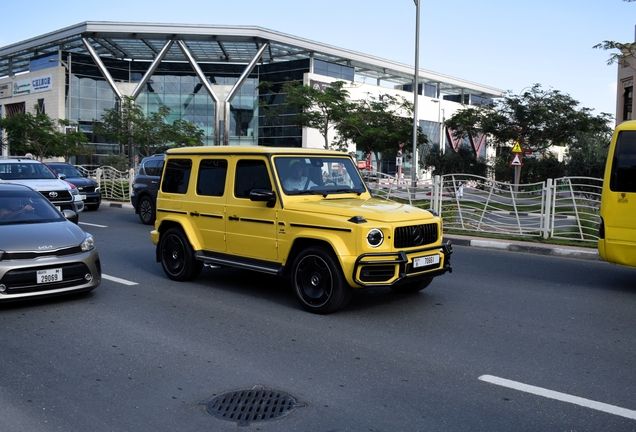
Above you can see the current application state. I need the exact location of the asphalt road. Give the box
[1,205,635,431]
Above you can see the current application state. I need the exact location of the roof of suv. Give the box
[165,146,349,157]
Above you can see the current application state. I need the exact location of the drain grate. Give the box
[201,385,304,425]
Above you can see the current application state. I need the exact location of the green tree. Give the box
[55,119,92,162]
[94,96,204,165]
[336,94,427,173]
[445,84,612,181]
[423,145,488,177]
[261,80,351,150]
[565,132,611,178]
[593,1,636,71]
[0,110,59,160]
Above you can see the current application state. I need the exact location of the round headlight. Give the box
[367,228,384,248]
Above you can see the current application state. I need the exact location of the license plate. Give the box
[80,194,87,200]
[413,254,440,268]
[55,206,61,211]
[37,268,63,284]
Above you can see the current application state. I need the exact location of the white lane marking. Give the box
[79,222,108,228]
[479,375,636,420]
[102,274,138,286]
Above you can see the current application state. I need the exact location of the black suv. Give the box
[131,154,164,224]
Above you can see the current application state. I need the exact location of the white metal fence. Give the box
[75,164,602,244]
[76,166,135,202]
[364,173,603,244]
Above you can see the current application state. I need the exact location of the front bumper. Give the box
[0,250,101,301]
[351,241,453,287]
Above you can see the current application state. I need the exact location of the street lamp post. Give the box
[412,0,421,194]
[50,52,72,123]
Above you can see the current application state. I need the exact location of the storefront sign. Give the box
[13,74,52,95]
[0,82,11,99]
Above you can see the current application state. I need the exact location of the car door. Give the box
[189,157,229,252]
[225,157,279,261]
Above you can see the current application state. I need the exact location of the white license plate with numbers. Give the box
[413,254,440,268]
[37,268,63,284]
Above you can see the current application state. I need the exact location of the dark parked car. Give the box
[131,154,164,225]
[46,162,101,211]
[0,183,101,302]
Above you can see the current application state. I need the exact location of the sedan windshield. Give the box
[0,191,65,224]
[274,156,367,196]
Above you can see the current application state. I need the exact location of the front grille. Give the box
[78,186,96,193]
[1,262,91,293]
[1,246,83,261]
[359,265,396,282]
[42,190,73,203]
[394,223,438,248]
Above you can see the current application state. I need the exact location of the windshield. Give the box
[0,162,58,180]
[49,164,82,178]
[0,189,65,224]
[274,156,367,196]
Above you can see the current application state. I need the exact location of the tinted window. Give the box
[234,160,271,198]
[161,159,192,194]
[196,159,228,197]
[610,130,636,193]
[144,159,164,177]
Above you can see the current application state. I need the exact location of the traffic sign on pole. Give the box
[510,153,523,166]
[511,141,523,153]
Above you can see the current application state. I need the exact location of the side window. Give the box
[197,159,228,196]
[161,158,192,194]
[234,159,272,198]
[610,130,636,193]
[145,159,164,177]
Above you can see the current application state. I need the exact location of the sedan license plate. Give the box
[37,268,63,284]
[413,254,440,268]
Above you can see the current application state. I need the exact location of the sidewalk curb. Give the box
[105,201,134,210]
[444,235,600,261]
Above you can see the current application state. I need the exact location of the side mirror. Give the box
[58,173,67,180]
[249,189,276,208]
[62,209,79,224]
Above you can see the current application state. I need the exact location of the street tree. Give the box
[94,96,204,164]
[0,110,67,161]
[444,84,612,181]
[593,0,636,72]
[261,80,351,150]
[336,93,427,173]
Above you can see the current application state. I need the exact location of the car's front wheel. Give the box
[291,246,352,314]
[138,195,155,225]
[159,227,203,281]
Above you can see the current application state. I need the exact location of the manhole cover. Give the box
[201,385,304,425]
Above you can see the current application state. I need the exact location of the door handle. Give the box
[228,215,239,221]
[190,211,200,217]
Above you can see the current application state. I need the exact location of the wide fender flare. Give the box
[157,215,203,251]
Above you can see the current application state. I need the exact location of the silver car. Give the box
[0,183,101,301]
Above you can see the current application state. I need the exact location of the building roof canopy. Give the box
[0,21,504,98]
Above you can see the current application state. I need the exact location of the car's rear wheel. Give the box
[159,227,202,281]
[292,246,352,314]
[139,195,155,225]
[390,277,433,293]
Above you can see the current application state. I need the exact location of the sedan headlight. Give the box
[366,228,384,248]
[80,233,95,252]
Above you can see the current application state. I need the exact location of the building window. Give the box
[314,60,354,81]
[623,86,633,121]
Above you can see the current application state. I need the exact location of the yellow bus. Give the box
[598,120,636,268]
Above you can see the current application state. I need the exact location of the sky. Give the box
[1,0,634,118]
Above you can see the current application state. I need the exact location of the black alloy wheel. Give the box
[292,246,352,314]
[159,227,203,281]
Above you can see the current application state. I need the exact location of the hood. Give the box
[62,176,97,188]
[0,179,69,191]
[284,197,435,223]
[0,221,86,252]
